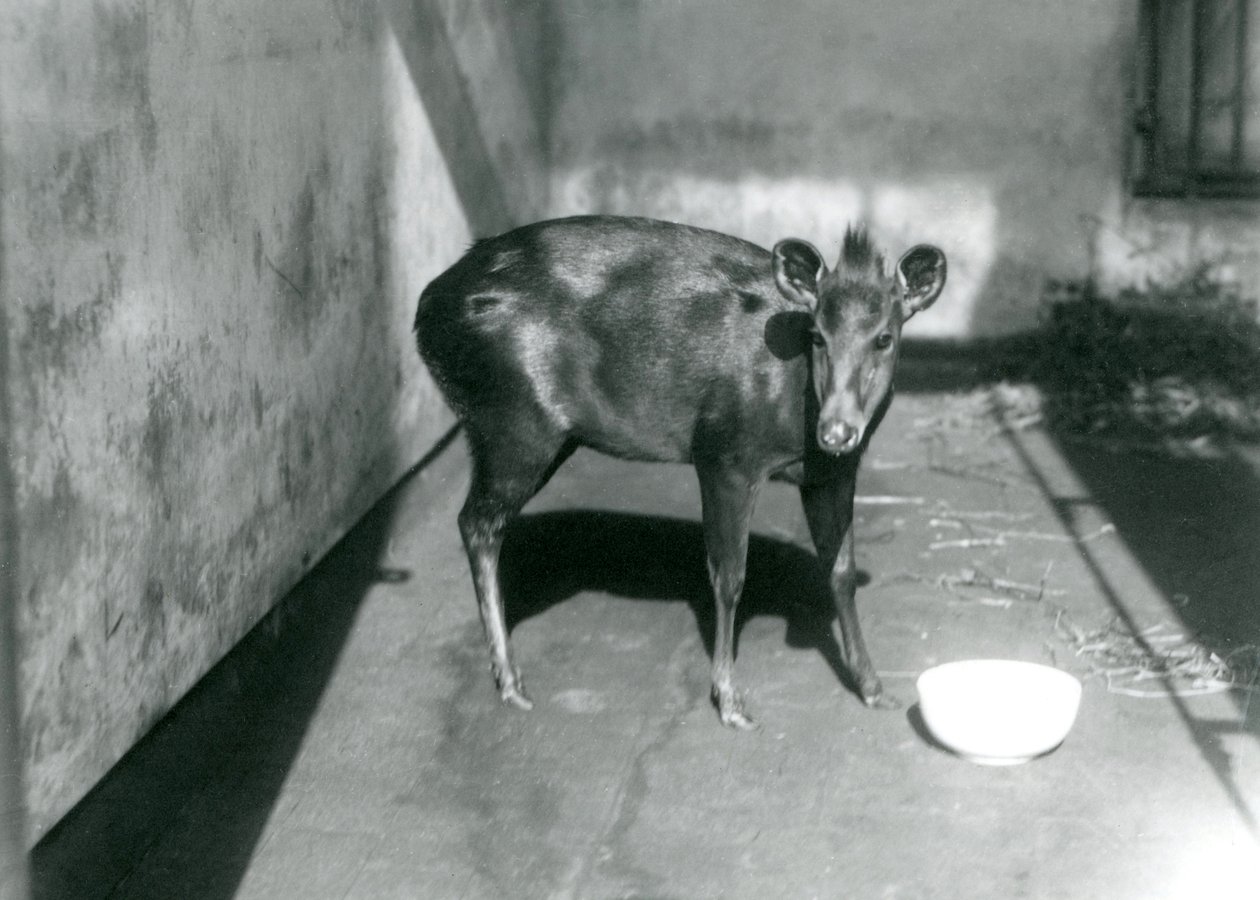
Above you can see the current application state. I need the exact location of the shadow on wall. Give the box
[384,0,527,240]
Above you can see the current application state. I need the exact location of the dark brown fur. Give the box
[416,215,945,727]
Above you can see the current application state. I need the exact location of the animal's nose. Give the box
[818,421,859,454]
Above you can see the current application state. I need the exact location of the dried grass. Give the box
[1054,611,1260,698]
[925,517,1115,550]
[884,564,1063,603]
[983,273,1260,442]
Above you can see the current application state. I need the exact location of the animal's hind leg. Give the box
[459,422,573,710]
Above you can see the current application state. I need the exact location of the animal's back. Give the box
[416,216,806,464]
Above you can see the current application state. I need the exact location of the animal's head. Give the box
[772,226,946,455]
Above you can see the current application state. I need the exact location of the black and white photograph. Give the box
[1,2,1258,897]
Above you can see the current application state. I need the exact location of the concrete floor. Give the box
[29,386,1260,899]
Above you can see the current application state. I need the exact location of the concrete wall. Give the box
[544,0,1260,336]
[1,292,26,900]
[0,0,545,840]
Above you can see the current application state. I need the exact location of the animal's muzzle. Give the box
[817,420,861,454]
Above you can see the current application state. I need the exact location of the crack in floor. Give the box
[560,625,708,900]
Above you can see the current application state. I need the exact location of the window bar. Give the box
[1137,0,1163,187]
[1188,0,1206,184]
[1233,0,1249,169]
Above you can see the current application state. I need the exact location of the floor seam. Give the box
[563,627,706,898]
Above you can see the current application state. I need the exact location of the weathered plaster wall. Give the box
[0,280,26,900]
[1092,197,1260,297]
[545,0,1256,335]
[1,0,544,839]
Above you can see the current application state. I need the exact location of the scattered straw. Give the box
[867,459,913,472]
[973,597,1015,609]
[932,509,1034,522]
[885,565,1063,603]
[1055,611,1260,698]
[929,537,1006,550]
[927,518,1115,547]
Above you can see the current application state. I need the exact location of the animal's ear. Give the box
[773,239,826,311]
[896,245,947,318]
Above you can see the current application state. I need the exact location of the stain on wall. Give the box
[1,0,544,838]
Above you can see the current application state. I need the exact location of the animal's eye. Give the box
[874,332,894,350]
[810,331,826,347]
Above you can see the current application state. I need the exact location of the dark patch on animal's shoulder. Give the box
[764,310,812,360]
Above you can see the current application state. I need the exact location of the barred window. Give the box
[1134,0,1260,197]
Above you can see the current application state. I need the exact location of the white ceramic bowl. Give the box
[916,660,1082,765]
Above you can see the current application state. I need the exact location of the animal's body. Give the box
[415,215,946,727]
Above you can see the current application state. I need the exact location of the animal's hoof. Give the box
[492,662,534,710]
[721,708,758,730]
[864,691,901,711]
[716,691,759,731]
[500,682,535,711]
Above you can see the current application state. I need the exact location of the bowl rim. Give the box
[916,658,1082,697]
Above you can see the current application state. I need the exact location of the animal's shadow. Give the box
[499,509,870,696]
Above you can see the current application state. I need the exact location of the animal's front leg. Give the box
[697,465,761,730]
[800,477,896,709]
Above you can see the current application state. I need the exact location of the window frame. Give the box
[1133,0,1260,199]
